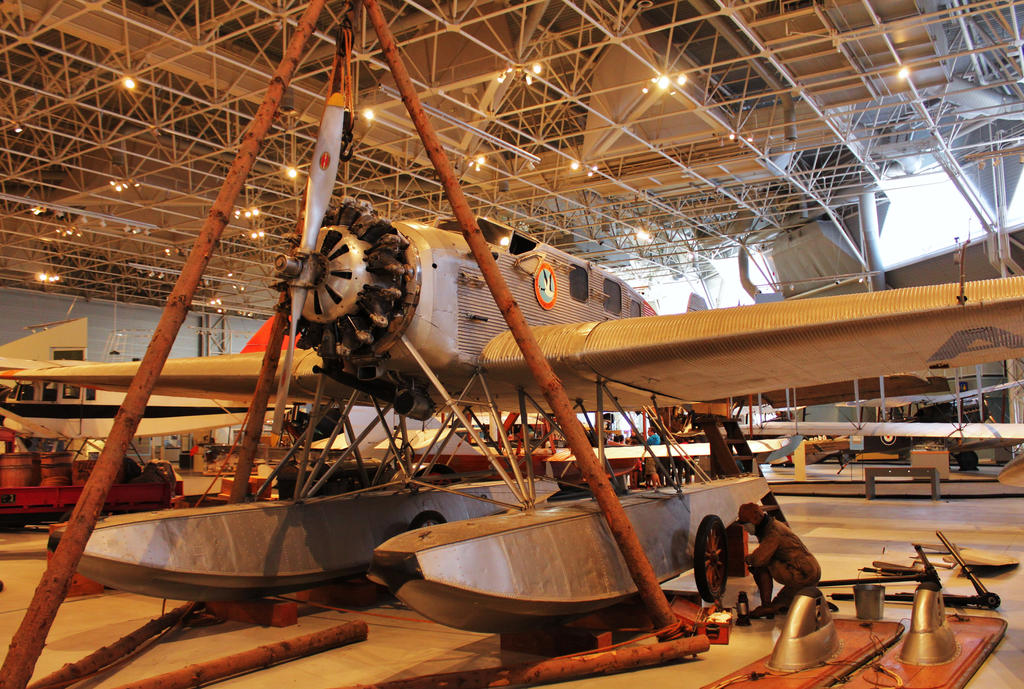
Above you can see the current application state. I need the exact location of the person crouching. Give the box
[737,502,821,618]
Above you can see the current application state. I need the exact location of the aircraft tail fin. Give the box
[240,319,290,353]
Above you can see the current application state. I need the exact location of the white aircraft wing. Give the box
[835,379,1021,408]
[753,420,1024,440]
[0,350,324,402]
[480,276,1024,408]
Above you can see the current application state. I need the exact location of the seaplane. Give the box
[16,68,1024,632]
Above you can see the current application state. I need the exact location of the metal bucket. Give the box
[40,451,73,487]
[0,452,41,487]
[853,583,885,620]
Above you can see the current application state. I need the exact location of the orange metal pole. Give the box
[362,0,677,632]
[229,294,289,503]
[104,621,367,689]
[335,635,710,689]
[26,603,194,689]
[0,4,329,686]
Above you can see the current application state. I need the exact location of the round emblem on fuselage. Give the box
[319,152,331,170]
[534,261,557,310]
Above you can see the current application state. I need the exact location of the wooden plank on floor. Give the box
[699,619,903,689]
[842,615,1006,689]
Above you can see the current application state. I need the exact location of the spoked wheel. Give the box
[694,514,729,603]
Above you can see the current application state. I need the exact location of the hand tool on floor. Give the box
[935,530,1001,609]
[829,538,1002,610]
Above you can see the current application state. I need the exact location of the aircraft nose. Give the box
[367,551,423,592]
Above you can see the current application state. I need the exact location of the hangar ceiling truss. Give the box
[1,0,1023,313]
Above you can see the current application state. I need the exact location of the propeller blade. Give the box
[270,286,306,435]
[300,99,348,253]
[271,66,349,434]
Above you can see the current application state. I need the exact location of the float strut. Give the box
[363,0,678,633]
[0,2,329,685]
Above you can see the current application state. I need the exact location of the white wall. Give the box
[0,288,263,360]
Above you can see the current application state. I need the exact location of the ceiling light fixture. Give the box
[676,74,687,86]
[525,74,533,86]
[531,63,542,74]
[122,76,137,90]
[898,66,910,79]
[641,86,649,94]
[13,123,23,133]
[656,75,670,90]
[570,160,580,171]
[285,166,298,179]
[636,229,651,242]
[363,108,375,121]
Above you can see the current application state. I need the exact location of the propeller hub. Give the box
[301,229,374,323]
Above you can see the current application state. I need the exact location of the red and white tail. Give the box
[240,318,291,354]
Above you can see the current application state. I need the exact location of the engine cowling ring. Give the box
[298,201,420,362]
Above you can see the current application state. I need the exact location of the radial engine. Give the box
[275,198,427,415]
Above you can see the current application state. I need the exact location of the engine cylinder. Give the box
[294,199,420,361]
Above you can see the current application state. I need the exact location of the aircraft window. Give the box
[507,233,537,255]
[569,266,588,302]
[630,300,641,318]
[603,279,622,314]
[63,384,81,400]
[85,388,96,401]
[15,383,34,401]
[42,382,58,402]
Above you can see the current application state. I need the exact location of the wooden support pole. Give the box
[336,635,710,689]
[26,604,194,689]
[361,0,677,633]
[105,621,367,689]
[230,293,289,503]
[0,3,328,686]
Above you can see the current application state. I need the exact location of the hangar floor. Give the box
[0,495,1020,688]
